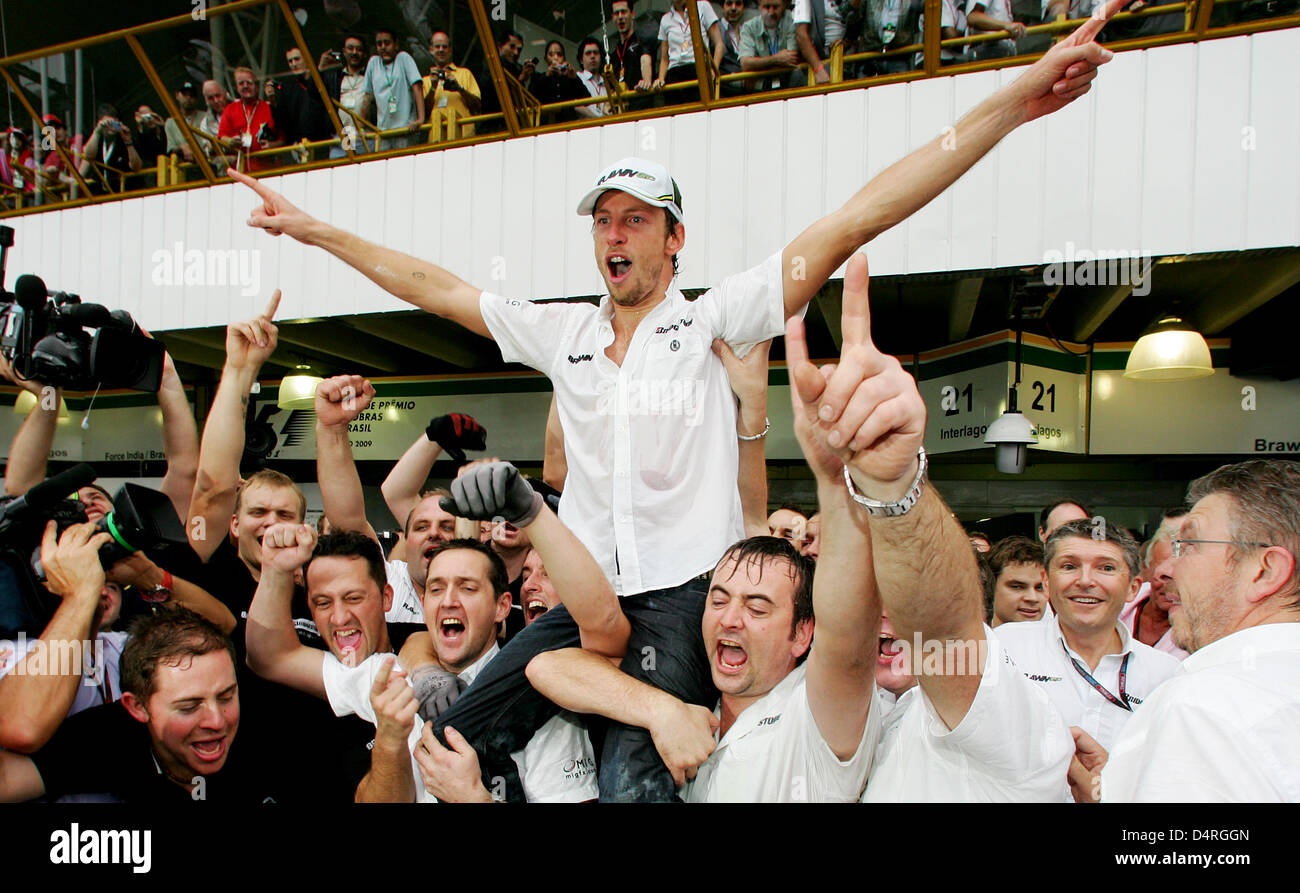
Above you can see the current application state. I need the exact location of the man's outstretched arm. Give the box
[780,0,1125,317]
[230,169,489,338]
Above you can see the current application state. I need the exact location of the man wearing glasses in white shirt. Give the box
[1072,460,1300,802]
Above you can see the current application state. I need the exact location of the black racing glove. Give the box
[426,413,487,464]
[440,461,543,526]
[409,664,468,722]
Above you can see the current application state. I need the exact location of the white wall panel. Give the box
[5,30,1299,332]
[1140,42,1197,255]
[1089,49,1145,253]
[905,77,955,273]
[950,69,1001,272]
[993,64,1046,269]
[864,82,910,276]
[1192,37,1252,253]
[1245,29,1300,249]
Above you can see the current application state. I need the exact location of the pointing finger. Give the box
[838,253,873,348]
[371,655,396,697]
[263,289,282,320]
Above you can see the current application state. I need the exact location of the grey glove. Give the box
[440,461,544,526]
[410,664,468,722]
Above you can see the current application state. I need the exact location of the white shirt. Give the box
[659,2,720,69]
[996,613,1184,753]
[576,69,608,118]
[321,644,597,802]
[683,663,881,802]
[384,558,424,623]
[1040,0,1096,19]
[1102,622,1300,802]
[479,251,787,596]
[792,0,846,51]
[0,630,126,716]
[864,626,1074,801]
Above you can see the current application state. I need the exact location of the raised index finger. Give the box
[371,655,396,696]
[228,166,275,201]
[839,253,873,348]
[262,289,281,320]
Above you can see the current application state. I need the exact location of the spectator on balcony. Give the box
[2,127,34,196]
[319,35,369,158]
[199,80,232,168]
[966,0,1027,59]
[793,0,845,84]
[718,0,750,92]
[271,46,333,159]
[611,1,653,96]
[133,105,169,166]
[740,0,806,91]
[422,29,481,139]
[477,29,534,134]
[78,104,142,193]
[575,38,609,118]
[916,0,969,67]
[218,68,285,172]
[532,41,589,124]
[655,0,724,92]
[361,27,425,151]
[164,82,207,165]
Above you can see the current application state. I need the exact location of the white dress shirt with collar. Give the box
[996,612,1184,753]
[1101,622,1300,802]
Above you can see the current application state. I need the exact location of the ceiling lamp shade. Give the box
[277,374,323,410]
[1124,316,1214,381]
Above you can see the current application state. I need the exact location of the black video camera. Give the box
[0,228,164,393]
[0,465,189,638]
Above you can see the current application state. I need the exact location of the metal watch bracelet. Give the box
[842,447,928,516]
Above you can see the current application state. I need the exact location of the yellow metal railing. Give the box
[2,0,1297,217]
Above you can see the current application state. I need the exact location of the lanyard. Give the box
[1063,640,1132,712]
[241,100,261,135]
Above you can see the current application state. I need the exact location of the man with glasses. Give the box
[997,519,1183,763]
[1071,460,1300,802]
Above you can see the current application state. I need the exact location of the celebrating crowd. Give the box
[1,1,1295,804]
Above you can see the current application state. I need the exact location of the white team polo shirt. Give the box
[321,643,598,802]
[683,662,882,802]
[996,613,1184,753]
[479,252,787,596]
[864,625,1074,801]
[659,2,721,69]
[1102,623,1300,802]
[384,558,424,623]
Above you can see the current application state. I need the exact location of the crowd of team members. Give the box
[2,286,1295,804]
[2,0,1296,803]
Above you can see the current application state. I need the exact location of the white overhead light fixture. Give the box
[277,368,323,410]
[985,301,1038,474]
[1123,316,1214,381]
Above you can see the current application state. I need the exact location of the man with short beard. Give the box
[319,34,370,157]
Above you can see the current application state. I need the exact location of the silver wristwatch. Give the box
[843,447,927,516]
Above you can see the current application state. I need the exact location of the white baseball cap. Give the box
[576,157,684,223]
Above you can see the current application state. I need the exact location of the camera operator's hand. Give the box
[40,521,112,603]
[426,413,486,464]
[315,374,375,431]
[0,352,46,397]
[260,522,316,576]
[106,552,164,590]
[224,290,281,371]
[440,461,542,527]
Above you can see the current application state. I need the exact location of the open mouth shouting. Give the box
[333,627,363,656]
[439,615,466,643]
[524,597,549,624]
[190,735,228,764]
[878,633,904,668]
[716,638,747,673]
[606,254,632,284]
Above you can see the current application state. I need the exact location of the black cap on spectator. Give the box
[178,82,198,96]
